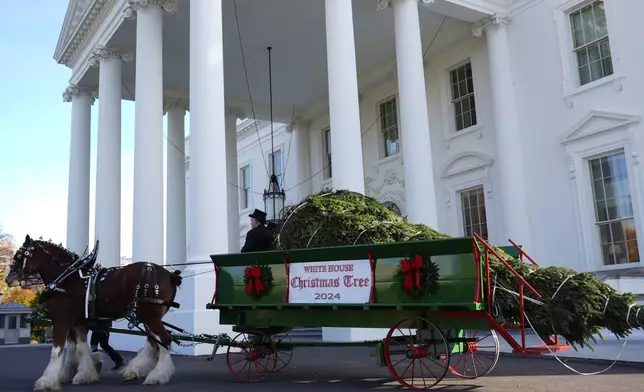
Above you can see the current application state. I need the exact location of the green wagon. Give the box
[204,235,571,389]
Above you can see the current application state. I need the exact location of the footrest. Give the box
[513,344,571,355]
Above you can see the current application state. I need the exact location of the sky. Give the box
[0,1,149,258]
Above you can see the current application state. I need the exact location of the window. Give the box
[323,128,332,180]
[7,315,17,329]
[449,62,477,131]
[20,315,26,328]
[379,97,400,157]
[239,165,251,210]
[569,1,613,86]
[269,150,283,186]
[589,151,640,265]
[460,185,488,239]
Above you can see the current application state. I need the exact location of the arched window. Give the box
[383,201,402,217]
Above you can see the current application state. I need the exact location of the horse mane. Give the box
[34,239,79,265]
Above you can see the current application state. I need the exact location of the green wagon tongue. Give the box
[276,189,644,348]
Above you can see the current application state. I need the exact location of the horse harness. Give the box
[27,241,179,326]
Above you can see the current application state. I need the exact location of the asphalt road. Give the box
[1,345,642,392]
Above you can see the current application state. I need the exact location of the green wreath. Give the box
[243,264,274,298]
[396,254,440,298]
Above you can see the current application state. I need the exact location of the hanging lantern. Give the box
[263,173,285,225]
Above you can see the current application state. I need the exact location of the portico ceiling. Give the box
[73,0,481,122]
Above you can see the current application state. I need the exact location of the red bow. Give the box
[244,266,265,296]
[400,255,424,292]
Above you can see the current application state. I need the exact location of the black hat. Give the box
[249,209,267,224]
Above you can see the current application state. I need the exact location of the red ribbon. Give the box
[244,266,265,295]
[400,255,424,292]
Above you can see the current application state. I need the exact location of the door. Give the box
[5,315,19,344]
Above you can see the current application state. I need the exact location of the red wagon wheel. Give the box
[447,329,500,379]
[384,317,450,390]
[226,330,277,383]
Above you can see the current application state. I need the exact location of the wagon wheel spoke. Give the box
[384,317,450,390]
[447,329,500,379]
[226,331,277,383]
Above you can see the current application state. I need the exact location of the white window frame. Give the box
[437,52,484,144]
[267,146,284,188]
[376,94,401,162]
[561,110,642,272]
[322,127,332,181]
[554,0,622,102]
[238,163,252,213]
[440,151,497,242]
[459,184,490,240]
[448,61,478,133]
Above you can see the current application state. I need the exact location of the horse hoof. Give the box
[122,373,138,382]
[72,371,99,385]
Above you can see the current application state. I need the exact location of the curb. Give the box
[498,351,644,369]
[0,343,52,349]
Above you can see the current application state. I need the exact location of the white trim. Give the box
[553,0,623,106]
[238,162,253,213]
[441,151,496,241]
[375,94,402,162]
[456,184,489,238]
[563,110,642,272]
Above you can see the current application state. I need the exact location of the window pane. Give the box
[610,221,625,242]
[598,223,611,244]
[589,158,602,180]
[592,179,605,200]
[581,6,596,42]
[594,201,608,222]
[601,244,614,265]
[627,240,640,263]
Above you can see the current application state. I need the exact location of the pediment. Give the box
[561,110,640,145]
[441,151,493,178]
[54,0,94,59]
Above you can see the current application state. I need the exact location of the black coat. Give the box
[241,224,274,253]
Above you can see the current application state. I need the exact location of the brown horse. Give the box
[4,235,183,391]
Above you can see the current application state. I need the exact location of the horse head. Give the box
[4,234,79,289]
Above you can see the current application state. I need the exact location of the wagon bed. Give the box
[200,235,570,389]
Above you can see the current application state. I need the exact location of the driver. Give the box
[240,209,274,253]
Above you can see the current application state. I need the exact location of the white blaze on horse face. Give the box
[60,341,79,384]
[71,339,99,385]
[143,334,175,385]
[34,346,64,391]
[121,339,159,381]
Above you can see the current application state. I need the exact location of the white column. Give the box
[225,109,241,253]
[474,16,531,247]
[188,0,229,263]
[324,0,365,193]
[292,122,312,202]
[126,0,174,263]
[387,0,439,228]
[89,46,129,268]
[63,85,94,255]
[164,97,188,266]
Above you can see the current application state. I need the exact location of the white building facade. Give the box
[55,0,643,353]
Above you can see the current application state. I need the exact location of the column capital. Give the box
[163,96,189,113]
[124,0,178,19]
[226,106,246,120]
[88,45,132,67]
[376,0,434,11]
[62,84,98,104]
[472,14,511,37]
[286,118,312,133]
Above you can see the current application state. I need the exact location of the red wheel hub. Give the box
[466,341,478,352]
[406,346,429,359]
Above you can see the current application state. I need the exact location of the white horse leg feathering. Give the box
[34,346,65,391]
[71,338,100,385]
[120,338,159,381]
[60,340,79,383]
[142,333,175,385]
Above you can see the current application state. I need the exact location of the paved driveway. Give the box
[0,346,641,392]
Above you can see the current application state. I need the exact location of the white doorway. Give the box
[4,315,19,344]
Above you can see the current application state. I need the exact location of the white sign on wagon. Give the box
[288,259,373,304]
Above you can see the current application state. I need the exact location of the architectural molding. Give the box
[226,106,246,120]
[237,120,269,141]
[376,0,434,11]
[163,96,189,113]
[440,151,494,179]
[88,45,132,66]
[123,0,178,19]
[62,84,97,104]
[54,0,111,67]
[560,110,641,146]
[472,14,511,37]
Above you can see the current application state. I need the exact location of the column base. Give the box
[322,327,389,342]
[109,264,233,356]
